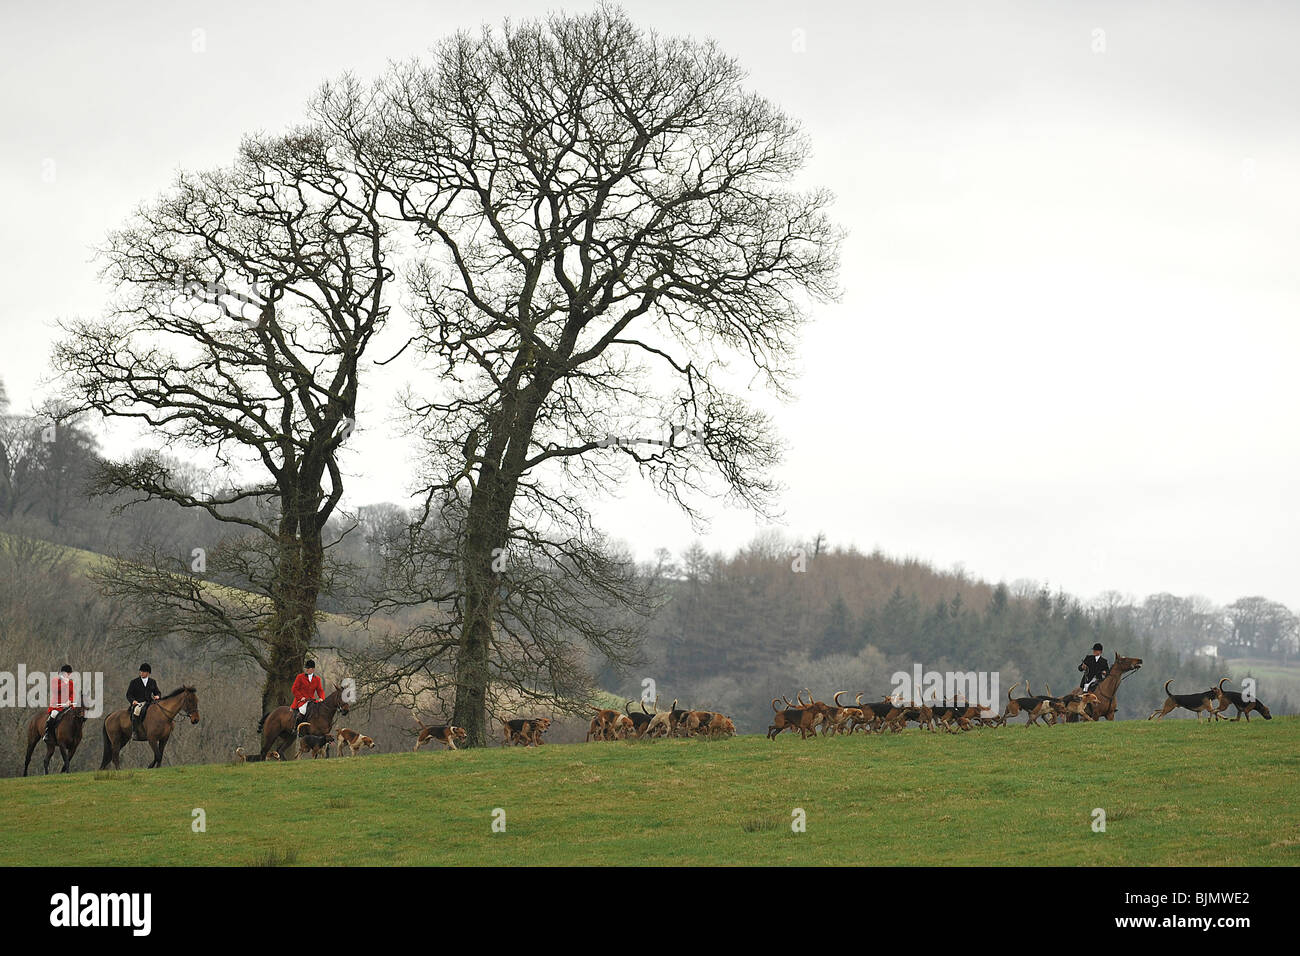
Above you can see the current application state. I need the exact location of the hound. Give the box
[415,720,468,750]
[667,699,693,737]
[235,747,281,762]
[502,717,551,746]
[767,692,828,739]
[297,730,335,759]
[1213,678,1273,721]
[334,727,376,756]
[644,707,674,739]
[1148,680,1226,721]
[1003,682,1053,726]
[587,707,622,741]
[678,710,715,737]
[624,700,657,738]
[706,714,736,737]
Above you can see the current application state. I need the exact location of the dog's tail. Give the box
[1025,681,1032,698]
[833,691,846,707]
[771,697,783,713]
[1218,677,1229,693]
[1008,681,1020,702]
[1164,679,1174,696]
[296,721,312,737]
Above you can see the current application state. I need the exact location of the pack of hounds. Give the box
[766,677,1271,739]
[586,700,736,740]
[229,676,1269,759]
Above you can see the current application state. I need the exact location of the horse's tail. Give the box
[256,712,267,734]
[99,720,113,769]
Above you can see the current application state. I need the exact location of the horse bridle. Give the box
[154,694,198,724]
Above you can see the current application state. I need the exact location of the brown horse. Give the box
[258,686,349,759]
[22,703,88,775]
[100,686,200,769]
[1081,652,1143,720]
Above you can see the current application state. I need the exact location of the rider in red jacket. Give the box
[44,665,76,744]
[291,660,324,717]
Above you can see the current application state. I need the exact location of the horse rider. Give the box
[43,664,76,745]
[1078,642,1110,693]
[291,660,325,722]
[127,663,161,739]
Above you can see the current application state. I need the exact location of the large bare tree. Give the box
[52,118,392,714]
[337,7,841,744]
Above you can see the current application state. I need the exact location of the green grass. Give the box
[2,719,1297,866]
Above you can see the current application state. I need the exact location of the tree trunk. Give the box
[452,494,506,747]
[259,525,323,718]
[451,379,545,746]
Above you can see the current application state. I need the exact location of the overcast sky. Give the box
[2,0,1297,608]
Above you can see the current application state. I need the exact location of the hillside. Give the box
[1,719,1296,866]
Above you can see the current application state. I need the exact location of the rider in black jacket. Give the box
[126,664,161,739]
[1079,643,1110,692]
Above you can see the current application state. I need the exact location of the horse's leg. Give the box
[112,719,127,770]
[22,733,38,777]
[100,720,114,770]
[43,741,55,774]
[59,742,72,773]
[261,711,286,759]
[149,730,167,768]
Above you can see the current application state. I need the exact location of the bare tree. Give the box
[336,7,841,744]
[0,412,43,522]
[51,115,392,714]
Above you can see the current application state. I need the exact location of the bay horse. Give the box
[1080,652,1143,721]
[258,686,349,759]
[22,702,88,775]
[100,685,200,769]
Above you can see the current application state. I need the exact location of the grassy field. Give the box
[2,718,1297,866]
